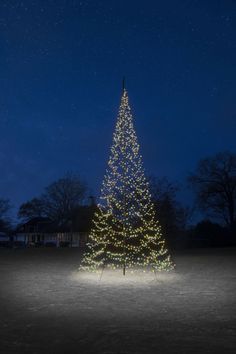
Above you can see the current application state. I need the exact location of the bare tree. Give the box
[41,173,87,225]
[0,199,11,218]
[18,198,45,221]
[18,174,88,226]
[148,177,192,240]
[0,198,12,232]
[189,151,236,231]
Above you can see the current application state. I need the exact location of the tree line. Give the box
[0,151,235,248]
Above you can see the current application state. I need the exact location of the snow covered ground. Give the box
[0,247,235,354]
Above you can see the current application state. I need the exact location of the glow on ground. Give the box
[71,268,179,287]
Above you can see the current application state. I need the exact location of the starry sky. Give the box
[0,0,236,217]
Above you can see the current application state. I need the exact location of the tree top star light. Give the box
[80,83,174,275]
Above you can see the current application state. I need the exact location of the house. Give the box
[15,205,95,247]
[0,231,10,247]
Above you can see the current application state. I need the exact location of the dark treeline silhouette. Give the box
[0,151,236,249]
[186,219,231,248]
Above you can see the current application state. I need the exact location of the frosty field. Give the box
[0,248,235,354]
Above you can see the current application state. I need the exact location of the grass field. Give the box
[0,247,235,354]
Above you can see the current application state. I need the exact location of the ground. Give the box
[0,247,235,354]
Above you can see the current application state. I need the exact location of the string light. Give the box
[80,88,174,273]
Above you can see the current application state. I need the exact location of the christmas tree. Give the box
[81,84,174,274]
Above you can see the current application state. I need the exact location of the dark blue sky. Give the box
[0,0,236,215]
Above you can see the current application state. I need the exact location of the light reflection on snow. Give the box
[71,269,179,287]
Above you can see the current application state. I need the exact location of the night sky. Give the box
[1,0,236,217]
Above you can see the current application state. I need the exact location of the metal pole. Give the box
[99,264,105,281]
[123,262,126,276]
[122,193,127,276]
[123,234,126,276]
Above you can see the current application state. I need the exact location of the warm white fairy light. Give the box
[80,88,174,273]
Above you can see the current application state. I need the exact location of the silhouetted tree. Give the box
[148,177,192,247]
[0,198,12,232]
[42,174,87,226]
[189,151,236,233]
[18,174,88,227]
[0,198,11,216]
[18,198,45,221]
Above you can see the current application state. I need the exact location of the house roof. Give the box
[17,217,56,233]
[16,206,96,233]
